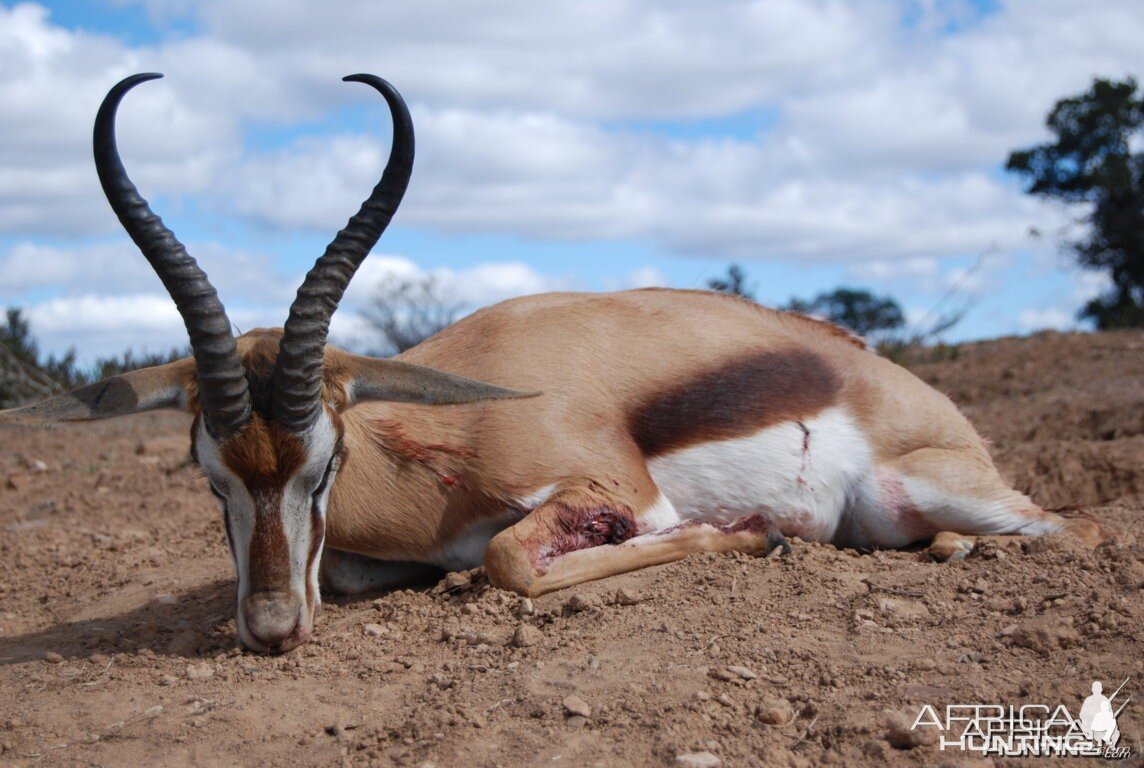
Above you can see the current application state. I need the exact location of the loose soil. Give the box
[0,330,1141,767]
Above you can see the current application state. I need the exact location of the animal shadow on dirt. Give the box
[0,580,235,665]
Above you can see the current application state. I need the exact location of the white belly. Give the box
[647,406,875,542]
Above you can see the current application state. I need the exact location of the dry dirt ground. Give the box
[0,330,1141,767]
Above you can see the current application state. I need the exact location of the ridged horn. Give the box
[94,73,251,439]
[272,75,414,432]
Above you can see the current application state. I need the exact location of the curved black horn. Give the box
[272,75,414,432]
[94,73,251,439]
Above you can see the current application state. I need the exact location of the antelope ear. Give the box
[340,354,540,407]
[0,358,196,426]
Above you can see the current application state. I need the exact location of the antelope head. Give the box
[0,74,530,653]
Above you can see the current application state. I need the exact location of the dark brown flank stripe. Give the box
[629,348,841,457]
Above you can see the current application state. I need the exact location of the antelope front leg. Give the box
[484,486,787,596]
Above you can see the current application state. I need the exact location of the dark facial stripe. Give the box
[246,488,292,593]
[629,348,841,457]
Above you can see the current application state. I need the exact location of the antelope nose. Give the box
[241,591,302,651]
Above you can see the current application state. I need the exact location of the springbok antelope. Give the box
[1,74,1102,654]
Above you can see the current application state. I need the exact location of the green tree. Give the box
[1,308,60,406]
[784,288,905,338]
[1,307,187,407]
[706,264,756,301]
[1006,77,1144,329]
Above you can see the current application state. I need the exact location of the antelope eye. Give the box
[311,457,338,500]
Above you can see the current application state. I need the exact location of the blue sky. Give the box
[1,0,1141,361]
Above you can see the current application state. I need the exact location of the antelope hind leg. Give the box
[925,515,1107,561]
[882,448,1107,560]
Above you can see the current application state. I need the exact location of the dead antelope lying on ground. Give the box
[0,74,1103,654]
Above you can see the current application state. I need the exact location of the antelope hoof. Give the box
[765,529,792,557]
[1060,517,1107,548]
[925,531,975,561]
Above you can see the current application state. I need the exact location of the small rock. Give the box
[756,698,793,725]
[863,740,890,759]
[562,694,591,718]
[715,693,736,708]
[89,653,111,667]
[159,674,178,686]
[43,651,64,664]
[972,579,988,594]
[675,751,722,767]
[90,533,116,550]
[510,625,541,648]
[443,572,471,591]
[166,630,200,656]
[877,598,930,620]
[185,662,214,681]
[884,709,938,749]
[28,460,48,473]
[564,593,599,613]
[516,597,535,617]
[430,673,454,690]
[726,665,757,680]
[984,598,1008,612]
[466,631,497,646]
[363,623,386,638]
[5,473,28,491]
[1008,616,1079,656]
[708,668,736,682]
[614,587,642,606]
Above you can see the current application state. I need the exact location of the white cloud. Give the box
[2,0,1143,358]
[331,257,573,349]
[0,239,292,309]
[848,256,939,282]
[224,109,1066,263]
[1073,270,1112,303]
[340,255,571,310]
[24,292,185,360]
[617,266,669,289]
[14,252,571,363]
[156,0,895,119]
[0,4,244,236]
[5,0,1142,257]
[1016,306,1076,332]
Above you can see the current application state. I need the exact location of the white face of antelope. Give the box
[193,408,343,653]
